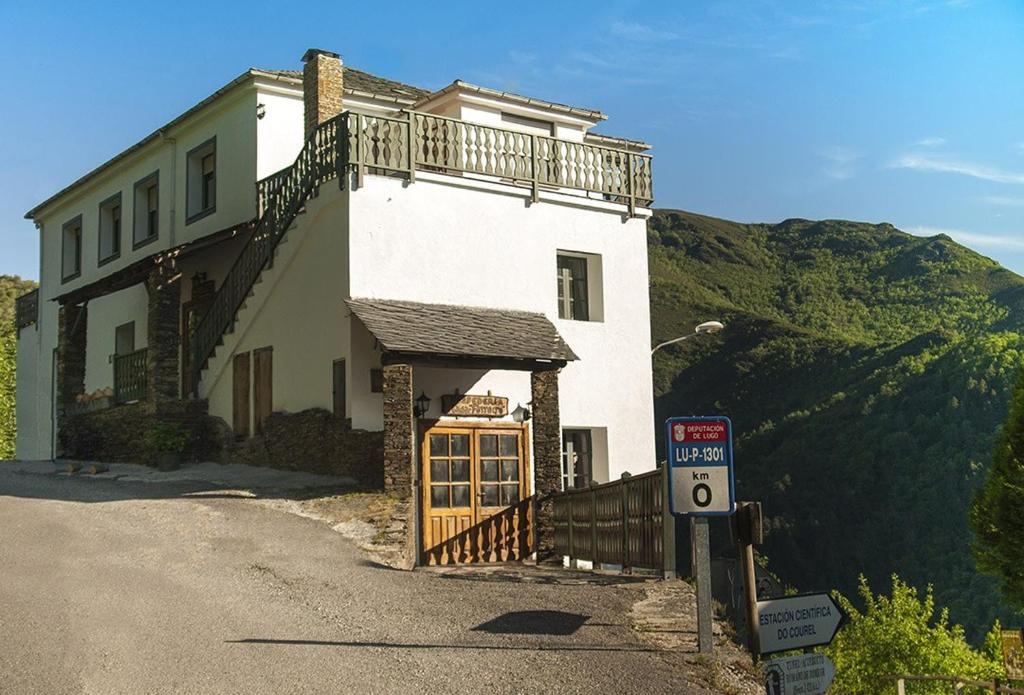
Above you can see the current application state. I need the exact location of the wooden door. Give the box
[332,359,346,417]
[421,424,532,565]
[232,353,250,438]
[253,347,273,434]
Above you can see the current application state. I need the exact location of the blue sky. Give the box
[2,0,1022,279]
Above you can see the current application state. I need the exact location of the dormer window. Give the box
[133,172,159,248]
[98,193,122,265]
[186,138,216,223]
[62,215,83,282]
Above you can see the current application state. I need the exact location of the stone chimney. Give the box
[301,48,343,137]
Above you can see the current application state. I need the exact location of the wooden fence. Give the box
[113,348,148,403]
[891,675,1024,694]
[551,468,673,575]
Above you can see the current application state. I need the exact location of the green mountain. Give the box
[649,210,1024,639]
[1,275,37,459]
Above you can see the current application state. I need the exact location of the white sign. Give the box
[757,593,846,654]
[672,466,732,514]
[763,653,836,695]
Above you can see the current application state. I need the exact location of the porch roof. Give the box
[346,298,578,367]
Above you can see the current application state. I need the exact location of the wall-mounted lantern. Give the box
[511,402,532,423]
[414,391,431,418]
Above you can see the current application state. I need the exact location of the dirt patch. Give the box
[629,580,763,694]
[255,492,407,567]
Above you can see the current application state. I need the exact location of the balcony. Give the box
[14,289,38,333]
[114,348,148,404]
[257,110,653,215]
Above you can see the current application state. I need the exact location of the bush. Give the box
[144,422,189,454]
[825,575,1003,694]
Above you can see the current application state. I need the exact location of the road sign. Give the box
[1003,629,1024,680]
[757,593,846,655]
[665,416,735,516]
[763,652,836,695]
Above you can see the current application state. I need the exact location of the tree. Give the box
[0,327,15,459]
[971,366,1024,611]
[825,575,1002,695]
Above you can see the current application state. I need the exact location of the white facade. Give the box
[16,58,657,487]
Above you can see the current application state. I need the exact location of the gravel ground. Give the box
[0,461,758,694]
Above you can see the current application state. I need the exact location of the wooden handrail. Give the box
[890,674,1024,694]
[113,347,148,403]
[14,288,39,332]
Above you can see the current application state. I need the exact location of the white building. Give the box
[14,49,656,566]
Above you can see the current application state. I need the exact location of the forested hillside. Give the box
[649,210,1024,639]
[1,275,37,458]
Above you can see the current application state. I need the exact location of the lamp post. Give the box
[651,320,724,355]
[652,319,725,655]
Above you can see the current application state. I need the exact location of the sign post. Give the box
[763,652,836,695]
[756,593,846,655]
[666,416,736,655]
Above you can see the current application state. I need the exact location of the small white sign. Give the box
[757,593,846,654]
[671,465,732,514]
[763,653,836,695]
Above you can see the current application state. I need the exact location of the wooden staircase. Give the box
[188,113,348,393]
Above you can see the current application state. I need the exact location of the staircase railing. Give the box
[191,110,652,392]
[189,113,347,391]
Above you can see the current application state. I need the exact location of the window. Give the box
[62,215,83,282]
[98,193,122,264]
[114,322,135,356]
[557,254,589,320]
[370,368,384,394]
[133,172,159,248]
[561,430,593,490]
[186,138,216,223]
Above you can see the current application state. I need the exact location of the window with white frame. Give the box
[62,215,83,282]
[561,429,593,490]
[133,172,159,247]
[186,138,216,222]
[556,252,603,321]
[98,193,122,264]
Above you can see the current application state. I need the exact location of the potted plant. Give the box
[145,422,189,471]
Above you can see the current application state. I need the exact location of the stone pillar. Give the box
[382,363,415,498]
[531,369,562,560]
[146,266,181,410]
[302,48,343,138]
[56,302,87,452]
[382,363,417,569]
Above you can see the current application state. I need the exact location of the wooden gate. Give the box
[421,423,534,565]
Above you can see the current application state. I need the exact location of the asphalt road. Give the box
[0,464,714,694]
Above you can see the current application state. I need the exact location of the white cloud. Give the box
[913,137,945,147]
[909,226,1024,250]
[889,154,1024,184]
[819,146,862,180]
[981,195,1024,207]
[609,21,679,42]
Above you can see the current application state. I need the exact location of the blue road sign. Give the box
[665,416,736,517]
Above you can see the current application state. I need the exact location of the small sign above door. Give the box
[441,394,508,418]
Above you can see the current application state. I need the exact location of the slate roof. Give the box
[264,67,430,102]
[346,298,578,363]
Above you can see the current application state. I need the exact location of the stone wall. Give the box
[224,408,383,486]
[59,399,227,464]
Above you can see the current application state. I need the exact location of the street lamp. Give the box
[651,317,726,655]
[651,320,725,355]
